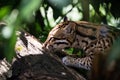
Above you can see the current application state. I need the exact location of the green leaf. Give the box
[19,0,42,22]
[0,6,10,19]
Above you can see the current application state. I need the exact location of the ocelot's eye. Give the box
[64,25,72,33]
[65,28,71,33]
[90,44,94,47]
[67,28,72,33]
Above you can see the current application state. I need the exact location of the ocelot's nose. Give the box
[44,44,54,51]
[42,43,51,49]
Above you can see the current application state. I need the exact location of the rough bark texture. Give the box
[0,31,86,80]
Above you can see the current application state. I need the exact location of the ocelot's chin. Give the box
[64,47,70,49]
[53,46,70,51]
[53,48,62,51]
[46,45,70,52]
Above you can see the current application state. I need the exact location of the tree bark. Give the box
[0,31,86,80]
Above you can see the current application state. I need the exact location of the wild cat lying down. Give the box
[43,19,120,70]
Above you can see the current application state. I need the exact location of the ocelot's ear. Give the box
[64,22,76,33]
[63,16,68,22]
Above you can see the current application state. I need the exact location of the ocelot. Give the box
[43,20,120,70]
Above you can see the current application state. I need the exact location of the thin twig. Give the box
[55,3,79,24]
[43,4,51,29]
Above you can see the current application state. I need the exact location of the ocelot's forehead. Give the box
[49,25,66,38]
[49,21,76,38]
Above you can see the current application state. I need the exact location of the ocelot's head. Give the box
[43,21,77,51]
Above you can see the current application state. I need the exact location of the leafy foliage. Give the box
[0,0,120,79]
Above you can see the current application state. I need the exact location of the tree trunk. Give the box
[0,31,86,80]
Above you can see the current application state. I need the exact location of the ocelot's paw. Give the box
[62,56,77,66]
[62,56,91,70]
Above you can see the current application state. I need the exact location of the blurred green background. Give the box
[0,0,120,62]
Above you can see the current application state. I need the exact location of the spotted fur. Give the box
[43,20,120,70]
